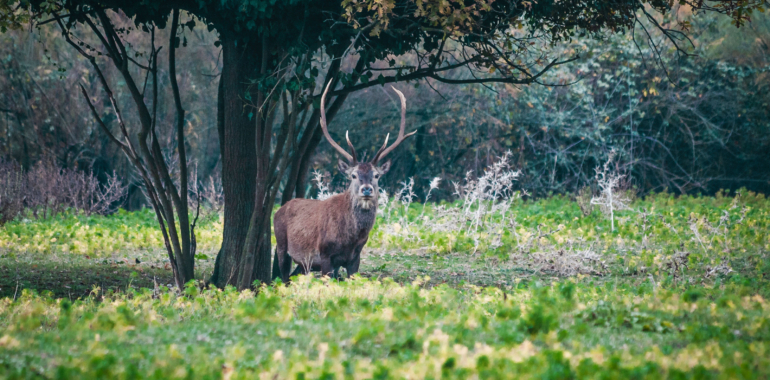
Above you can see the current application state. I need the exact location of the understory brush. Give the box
[358,154,768,282]
[0,159,126,224]
[2,155,767,284]
[363,188,769,283]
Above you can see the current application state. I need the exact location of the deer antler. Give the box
[371,86,416,164]
[320,80,356,163]
[345,131,358,163]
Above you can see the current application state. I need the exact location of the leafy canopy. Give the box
[8,0,764,92]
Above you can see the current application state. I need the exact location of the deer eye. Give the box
[374,174,379,179]
[351,174,357,179]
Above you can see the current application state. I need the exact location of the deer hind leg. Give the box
[275,246,292,284]
[273,216,291,283]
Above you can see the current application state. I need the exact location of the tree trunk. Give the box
[294,153,313,198]
[209,37,260,288]
[281,125,322,205]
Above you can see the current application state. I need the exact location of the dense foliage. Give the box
[0,17,221,209]
[2,10,768,204]
[323,12,770,198]
[1,4,769,377]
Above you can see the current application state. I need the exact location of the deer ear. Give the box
[338,160,350,173]
[378,160,391,175]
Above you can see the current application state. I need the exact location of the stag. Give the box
[273,81,415,282]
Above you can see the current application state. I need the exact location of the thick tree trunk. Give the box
[209,37,259,288]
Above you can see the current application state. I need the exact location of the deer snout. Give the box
[360,185,373,196]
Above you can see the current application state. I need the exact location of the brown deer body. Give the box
[273,82,414,282]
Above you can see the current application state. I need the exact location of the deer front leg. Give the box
[319,242,343,279]
[332,267,343,280]
[345,244,365,278]
[319,258,335,278]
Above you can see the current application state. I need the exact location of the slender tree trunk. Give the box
[169,9,194,282]
[281,125,322,205]
[279,54,366,205]
[209,37,259,288]
[294,153,314,198]
[280,91,350,204]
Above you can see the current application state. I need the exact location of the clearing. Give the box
[1,191,769,379]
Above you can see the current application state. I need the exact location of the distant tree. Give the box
[2,0,763,290]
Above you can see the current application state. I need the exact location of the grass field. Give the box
[1,190,769,379]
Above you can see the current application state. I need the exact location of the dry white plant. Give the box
[377,188,389,216]
[311,170,336,201]
[419,151,523,251]
[688,215,709,254]
[395,178,420,241]
[705,263,733,278]
[590,149,630,231]
[398,177,416,210]
[420,177,441,219]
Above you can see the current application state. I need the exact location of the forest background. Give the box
[1,6,768,208]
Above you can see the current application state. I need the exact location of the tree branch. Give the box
[325,54,580,97]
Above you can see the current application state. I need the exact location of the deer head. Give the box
[320,81,416,210]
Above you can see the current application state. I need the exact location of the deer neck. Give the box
[346,191,377,233]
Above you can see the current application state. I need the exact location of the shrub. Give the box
[0,158,126,224]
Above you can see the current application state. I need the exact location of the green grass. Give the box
[0,252,175,300]
[0,208,223,257]
[0,209,221,299]
[1,191,769,379]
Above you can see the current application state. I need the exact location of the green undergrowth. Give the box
[369,189,769,279]
[1,275,769,379]
[0,208,223,257]
[3,190,768,264]
[374,191,770,256]
[1,192,769,378]
[0,209,220,299]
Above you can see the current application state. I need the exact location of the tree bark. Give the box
[209,37,259,288]
[294,149,314,198]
